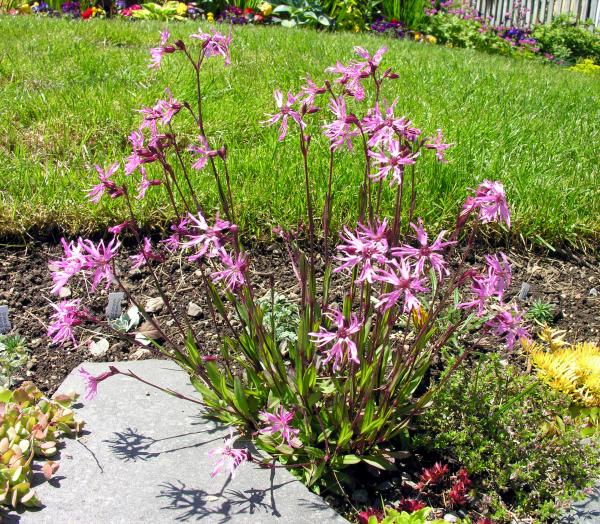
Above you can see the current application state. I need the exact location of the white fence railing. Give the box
[474,0,600,27]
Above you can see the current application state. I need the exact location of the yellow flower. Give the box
[259,1,272,16]
[18,2,31,12]
[426,35,437,44]
[176,2,187,15]
[207,11,214,22]
[414,33,422,41]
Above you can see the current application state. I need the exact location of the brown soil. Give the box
[0,241,598,395]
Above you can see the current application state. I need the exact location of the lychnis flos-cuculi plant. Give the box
[46,29,529,486]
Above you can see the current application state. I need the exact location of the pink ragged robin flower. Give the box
[136,171,162,200]
[207,428,249,478]
[299,74,326,107]
[161,217,190,251]
[375,258,428,313]
[457,273,497,316]
[259,405,301,448]
[50,238,87,295]
[87,163,124,203]
[181,212,236,261]
[125,131,159,176]
[108,220,135,236]
[211,251,248,292]
[334,221,389,284]
[362,99,410,148]
[309,309,362,371]
[79,237,121,291]
[323,96,359,151]
[424,129,453,163]
[485,305,529,349]
[79,366,119,401]
[353,45,387,73]
[188,136,219,171]
[369,140,419,186]
[461,180,510,228]
[391,219,454,281]
[48,299,87,346]
[190,29,232,65]
[130,237,164,270]
[484,252,512,301]
[149,29,176,70]
[263,90,304,142]
[152,89,182,126]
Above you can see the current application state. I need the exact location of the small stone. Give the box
[589,288,598,297]
[352,489,368,504]
[131,347,151,360]
[145,297,164,313]
[89,338,110,357]
[187,302,203,318]
[58,287,72,298]
[444,513,459,522]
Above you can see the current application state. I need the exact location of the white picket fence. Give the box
[474,0,600,27]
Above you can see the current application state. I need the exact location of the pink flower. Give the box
[189,136,219,170]
[108,220,134,235]
[79,237,121,291]
[299,74,326,107]
[375,258,427,313]
[461,180,510,228]
[136,171,162,200]
[325,60,368,101]
[87,163,124,203]
[425,129,453,163]
[79,367,119,401]
[149,30,176,69]
[48,299,86,345]
[334,221,389,284]
[130,237,164,270]
[181,212,236,261]
[152,89,182,126]
[323,96,359,151]
[211,251,248,292]
[310,309,362,371]
[486,305,529,349]
[353,46,387,72]
[207,428,249,478]
[125,131,159,176]
[50,238,87,295]
[161,217,190,251]
[369,140,419,186]
[457,274,497,316]
[259,406,301,447]
[485,252,511,301]
[263,90,304,142]
[391,220,454,280]
[362,99,412,148]
[190,29,232,65]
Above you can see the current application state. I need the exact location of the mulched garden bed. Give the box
[0,240,598,395]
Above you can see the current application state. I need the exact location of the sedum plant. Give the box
[46,29,528,486]
[0,382,83,508]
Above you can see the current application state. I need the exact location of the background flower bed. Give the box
[0,18,599,248]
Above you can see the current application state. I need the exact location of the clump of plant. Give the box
[0,382,83,508]
[0,335,29,388]
[414,352,600,522]
[532,15,600,64]
[569,58,600,75]
[523,327,600,435]
[526,298,554,325]
[359,506,444,524]
[256,292,299,352]
[46,29,528,490]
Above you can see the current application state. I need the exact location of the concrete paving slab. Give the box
[4,360,348,523]
[559,486,600,523]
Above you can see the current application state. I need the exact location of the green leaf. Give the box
[362,455,396,471]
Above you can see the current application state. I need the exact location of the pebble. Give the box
[443,513,459,522]
[590,288,598,297]
[517,282,531,301]
[58,287,71,298]
[131,347,151,360]
[187,301,203,318]
[145,297,164,313]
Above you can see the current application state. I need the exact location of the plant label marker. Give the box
[106,292,125,320]
[0,306,10,334]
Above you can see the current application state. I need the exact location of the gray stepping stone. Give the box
[559,486,600,523]
[5,360,348,523]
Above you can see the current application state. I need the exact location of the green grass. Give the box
[1,17,599,246]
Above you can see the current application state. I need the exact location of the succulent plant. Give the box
[0,382,83,508]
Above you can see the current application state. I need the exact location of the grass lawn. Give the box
[0,16,599,247]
